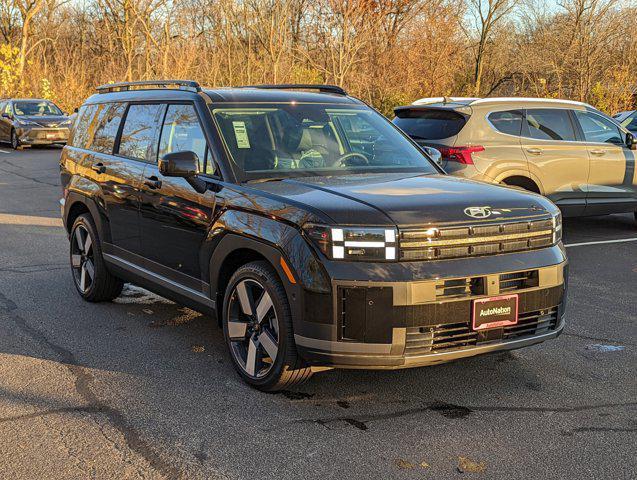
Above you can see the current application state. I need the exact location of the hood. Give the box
[16,115,69,127]
[251,173,556,227]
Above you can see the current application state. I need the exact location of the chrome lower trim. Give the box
[103,253,215,309]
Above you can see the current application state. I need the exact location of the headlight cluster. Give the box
[552,211,562,244]
[304,224,397,261]
[16,119,39,126]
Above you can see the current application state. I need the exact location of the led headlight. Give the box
[60,119,72,126]
[16,119,39,126]
[552,211,562,244]
[304,224,397,261]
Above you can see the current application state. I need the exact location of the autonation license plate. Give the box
[472,294,519,330]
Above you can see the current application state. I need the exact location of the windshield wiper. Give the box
[245,177,288,184]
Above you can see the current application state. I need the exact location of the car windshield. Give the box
[210,103,437,180]
[14,101,62,116]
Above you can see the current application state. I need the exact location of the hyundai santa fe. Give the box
[60,81,568,391]
[393,97,637,219]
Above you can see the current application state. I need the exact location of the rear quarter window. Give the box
[70,104,98,149]
[488,110,523,136]
[393,109,467,140]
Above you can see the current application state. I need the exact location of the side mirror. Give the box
[626,132,636,151]
[159,151,199,177]
[422,146,443,166]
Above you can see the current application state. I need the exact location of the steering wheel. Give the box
[334,152,369,167]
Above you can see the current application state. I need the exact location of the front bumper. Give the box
[297,321,564,369]
[293,246,568,369]
[17,127,69,145]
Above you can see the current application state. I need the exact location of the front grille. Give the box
[400,218,554,260]
[499,270,539,292]
[404,307,559,356]
[435,277,485,299]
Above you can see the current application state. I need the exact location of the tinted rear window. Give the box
[118,104,164,161]
[393,109,466,140]
[525,109,576,141]
[488,110,523,136]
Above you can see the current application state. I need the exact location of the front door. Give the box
[572,110,637,215]
[138,103,217,288]
[521,108,589,215]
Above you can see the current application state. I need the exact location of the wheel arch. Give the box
[210,234,300,326]
[63,191,110,242]
[500,174,543,194]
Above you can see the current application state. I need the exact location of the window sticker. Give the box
[232,121,251,149]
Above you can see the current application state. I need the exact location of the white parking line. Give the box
[565,238,637,248]
[0,149,11,154]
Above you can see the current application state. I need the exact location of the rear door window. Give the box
[393,109,467,140]
[91,103,127,154]
[525,109,576,141]
[488,110,523,136]
[117,104,164,161]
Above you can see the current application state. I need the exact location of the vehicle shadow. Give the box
[562,212,635,243]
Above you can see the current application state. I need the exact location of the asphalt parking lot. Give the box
[0,146,635,479]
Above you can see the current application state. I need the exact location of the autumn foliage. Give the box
[1,0,635,116]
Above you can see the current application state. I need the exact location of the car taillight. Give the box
[438,145,485,165]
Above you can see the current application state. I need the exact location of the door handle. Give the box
[590,149,606,156]
[526,148,543,155]
[91,163,105,174]
[144,176,162,189]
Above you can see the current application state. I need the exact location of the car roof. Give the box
[203,88,363,104]
[410,96,591,110]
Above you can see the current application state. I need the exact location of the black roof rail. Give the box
[96,80,201,94]
[242,84,348,96]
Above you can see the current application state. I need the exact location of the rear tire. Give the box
[70,214,124,302]
[222,261,312,391]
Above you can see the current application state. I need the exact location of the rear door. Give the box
[571,109,636,214]
[94,102,164,256]
[521,108,588,214]
[138,102,217,288]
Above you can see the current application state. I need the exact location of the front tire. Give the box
[222,261,312,391]
[70,214,123,302]
[10,129,20,150]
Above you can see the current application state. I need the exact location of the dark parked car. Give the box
[613,110,637,134]
[60,81,568,391]
[0,98,71,148]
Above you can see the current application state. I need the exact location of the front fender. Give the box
[208,210,330,295]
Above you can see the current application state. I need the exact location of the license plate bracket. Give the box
[472,294,519,331]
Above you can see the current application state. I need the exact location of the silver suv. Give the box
[393,97,637,218]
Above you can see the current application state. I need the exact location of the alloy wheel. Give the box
[227,279,280,378]
[70,224,95,293]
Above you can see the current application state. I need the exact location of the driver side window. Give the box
[574,111,624,145]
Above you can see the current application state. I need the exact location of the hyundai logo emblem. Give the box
[464,206,492,219]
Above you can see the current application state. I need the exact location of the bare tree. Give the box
[467,0,519,96]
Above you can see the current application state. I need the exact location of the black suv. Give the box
[60,81,568,390]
